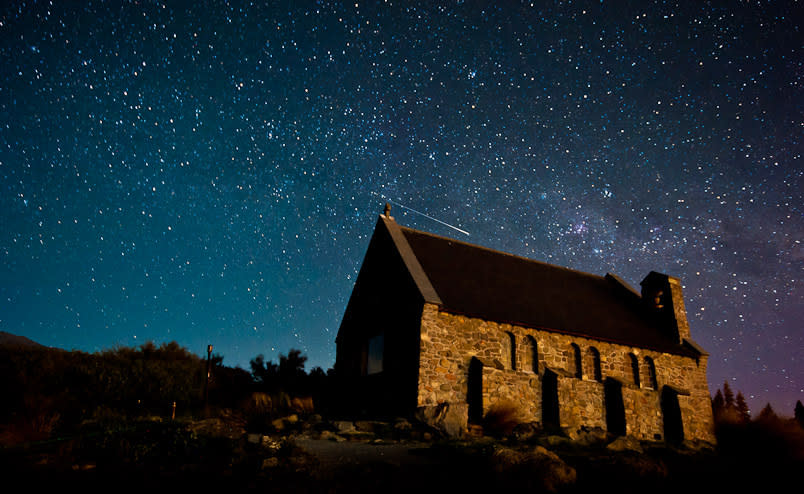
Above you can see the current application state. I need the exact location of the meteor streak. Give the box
[376,194,470,236]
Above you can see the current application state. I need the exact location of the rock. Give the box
[392,417,412,432]
[333,420,356,433]
[247,433,262,444]
[318,430,345,442]
[682,439,716,452]
[531,445,563,463]
[614,455,668,479]
[574,426,607,446]
[414,402,468,438]
[261,457,280,469]
[542,435,570,448]
[606,435,643,453]
[354,420,387,433]
[529,446,577,492]
[491,447,525,471]
[261,436,283,452]
[491,446,576,492]
[512,422,539,441]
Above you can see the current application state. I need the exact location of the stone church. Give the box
[335,205,715,444]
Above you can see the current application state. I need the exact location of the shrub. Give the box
[483,400,523,437]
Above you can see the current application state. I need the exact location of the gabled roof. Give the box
[378,214,699,357]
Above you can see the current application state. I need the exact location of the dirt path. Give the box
[295,439,435,467]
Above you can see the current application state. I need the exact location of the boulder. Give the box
[333,420,356,433]
[606,435,643,453]
[354,420,389,434]
[261,457,280,469]
[512,422,539,441]
[318,429,346,442]
[414,402,468,438]
[574,426,607,446]
[491,445,576,492]
[392,417,413,433]
[529,446,577,492]
[613,455,669,479]
[542,435,570,448]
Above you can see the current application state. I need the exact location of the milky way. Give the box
[1,1,801,415]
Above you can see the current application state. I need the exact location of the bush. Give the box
[483,400,523,437]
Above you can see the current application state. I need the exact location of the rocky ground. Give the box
[1,411,798,494]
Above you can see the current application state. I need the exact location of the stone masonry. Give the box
[417,303,715,443]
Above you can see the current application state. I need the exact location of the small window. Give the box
[644,356,658,389]
[590,347,602,382]
[366,333,384,375]
[528,336,539,374]
[571,343,582,378]
[629,353,640,387]
[503,331,516,370]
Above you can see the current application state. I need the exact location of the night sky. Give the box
[1,1,801,415]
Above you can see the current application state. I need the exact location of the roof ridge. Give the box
[399,225,606,282]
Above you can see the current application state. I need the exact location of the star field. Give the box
[1,1,801,415]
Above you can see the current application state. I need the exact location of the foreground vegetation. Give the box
[0,341,332,445]
[1,342,802,493]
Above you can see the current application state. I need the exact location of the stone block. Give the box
[415,402,468,438]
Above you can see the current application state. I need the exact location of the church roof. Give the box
[379,214,699,357]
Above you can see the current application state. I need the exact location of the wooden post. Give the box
[204,344,213,408]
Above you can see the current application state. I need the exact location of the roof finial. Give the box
[383,202,392,219]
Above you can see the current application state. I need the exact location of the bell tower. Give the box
[640,271,691,343]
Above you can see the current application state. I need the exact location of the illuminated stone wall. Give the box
[417,303,715,444]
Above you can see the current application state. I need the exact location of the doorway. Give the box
[604,378,626,436]
[541,369,560,431]
[661,386,684,445]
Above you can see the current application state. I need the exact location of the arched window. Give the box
[508,332,516,370]
[528,336,539,374]
[502,331,516,370]
[589,347,602,382]
[644,356,658,389]
[570,343,582,378]
[629,353,640,387]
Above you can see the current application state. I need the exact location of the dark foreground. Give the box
[2,415,801,494]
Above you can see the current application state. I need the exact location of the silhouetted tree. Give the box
[279,349,307,380]
[250,354,279,390]
[758,402,777,422]
[735,391,750,422]
[209,362,252,408]
[723,381,735,409]
[712,389,725,418]
[795,400,804,428]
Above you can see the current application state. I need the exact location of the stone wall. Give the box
[480,365,540,420]
[417,303,715,443]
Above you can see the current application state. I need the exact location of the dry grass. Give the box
[0,411,60,446]
[482,399,523,437]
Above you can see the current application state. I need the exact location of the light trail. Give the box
[377,194,470,236]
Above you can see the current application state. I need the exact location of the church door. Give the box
[604,378,626,436]
[661,387,684,445]
[542,369,560,431]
